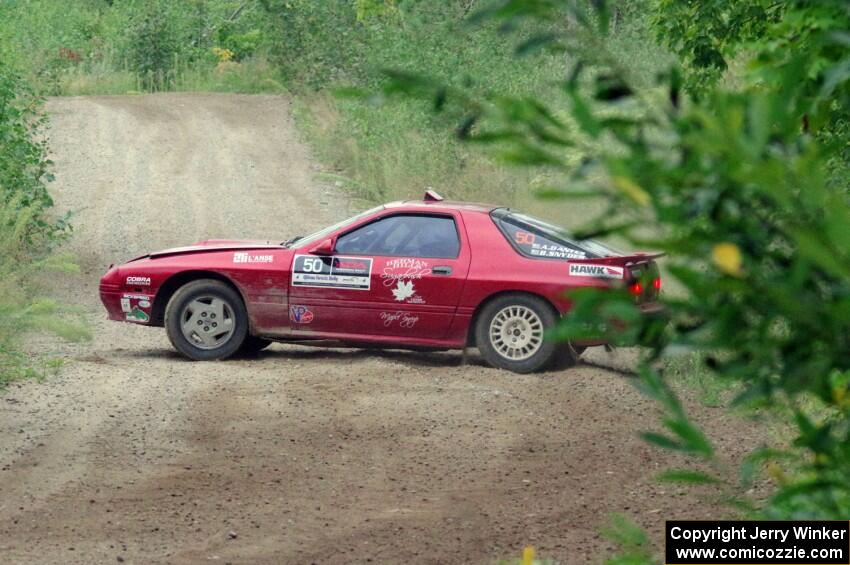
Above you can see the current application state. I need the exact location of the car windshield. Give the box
[494,209,621,258]
[286,206,383,248]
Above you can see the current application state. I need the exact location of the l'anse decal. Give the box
[568,263,624,279]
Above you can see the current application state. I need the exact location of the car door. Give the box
[288,212,470,341]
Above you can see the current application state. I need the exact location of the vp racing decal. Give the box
[568,263,624,279]
[289,305,314,324]
[292,255,372,290]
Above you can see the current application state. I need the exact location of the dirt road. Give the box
[0,94,757,564]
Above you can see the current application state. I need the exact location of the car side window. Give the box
[335,214,460,258]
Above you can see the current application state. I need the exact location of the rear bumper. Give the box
[573,301,665,347]
[638,301,665,316]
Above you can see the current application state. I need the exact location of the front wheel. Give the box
[165,279,248,360]
[475,294,576,373]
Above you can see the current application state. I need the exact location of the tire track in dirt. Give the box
[0,93,764,564]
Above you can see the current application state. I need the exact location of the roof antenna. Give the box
[423,187,444,202]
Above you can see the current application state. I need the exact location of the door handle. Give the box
[432,265,452,275]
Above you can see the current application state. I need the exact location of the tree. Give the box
[126,2,179,91]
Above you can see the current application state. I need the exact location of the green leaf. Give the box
[639,431,683,451]
[657,469,719,484]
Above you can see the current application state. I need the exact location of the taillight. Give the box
[629,282,643,296]
[653,277,661,291]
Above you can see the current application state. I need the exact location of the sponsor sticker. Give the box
[530,243,587,260]
[380,311,419,329]
[568,263,624,279]
[390,280,425,304]
[234,252,274,264]
[126,276,151,286]
[515,230,536,245]
[392,280,416,301]
[292,255,372,290]
[121,293,153,322]
[381,258,431,287]
[289,305,314,324]
[126,307,150,323]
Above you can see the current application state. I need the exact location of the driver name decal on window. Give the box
[528,243,586,260]
[292,255,372,290]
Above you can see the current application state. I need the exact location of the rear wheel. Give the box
[475,294,576,373]
[165,279,248,361]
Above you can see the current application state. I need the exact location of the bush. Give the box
[0,61,85,385]
[124,2,181,91]
[0,62,66,242]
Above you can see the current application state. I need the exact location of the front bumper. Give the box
[99,283,154,324]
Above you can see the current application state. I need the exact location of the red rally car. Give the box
[100,191,661,373]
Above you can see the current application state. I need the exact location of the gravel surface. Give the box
[0,93,761,564]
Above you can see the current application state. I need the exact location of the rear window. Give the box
[491,209,619,260]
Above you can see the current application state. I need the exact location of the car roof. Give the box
[386,199,498,214]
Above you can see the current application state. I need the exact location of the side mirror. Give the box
[309,237,335,255]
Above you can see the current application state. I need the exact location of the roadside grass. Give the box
[0,204,90,387]
[664,353,740,408]
[57,56,287,96]
[292,92,544,206]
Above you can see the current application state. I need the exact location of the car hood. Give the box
[126,239,283,262]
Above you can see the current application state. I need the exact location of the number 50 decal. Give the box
[515,230,536,245]
[302,257,324,273]
[292,255,372,290]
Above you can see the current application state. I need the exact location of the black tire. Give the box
[550,342,582,371]
[237,335,273,356]
[475,293,577,373]
[165,279,248,361]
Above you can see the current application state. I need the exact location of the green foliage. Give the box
[601,514,653,565]
[268,0,633,205]
[650,0,850,176]
[0,62,66,242]
[650,0,781,95]
[0,201,90,386]
[0,62,87,385]
[0,0,279,95]
[373,0,850,556]
[124,1,181,91]
[217,27,264,61]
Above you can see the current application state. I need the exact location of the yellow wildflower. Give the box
[712,242,743,277]
[612,175,650,206]
[212,47,234,63]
